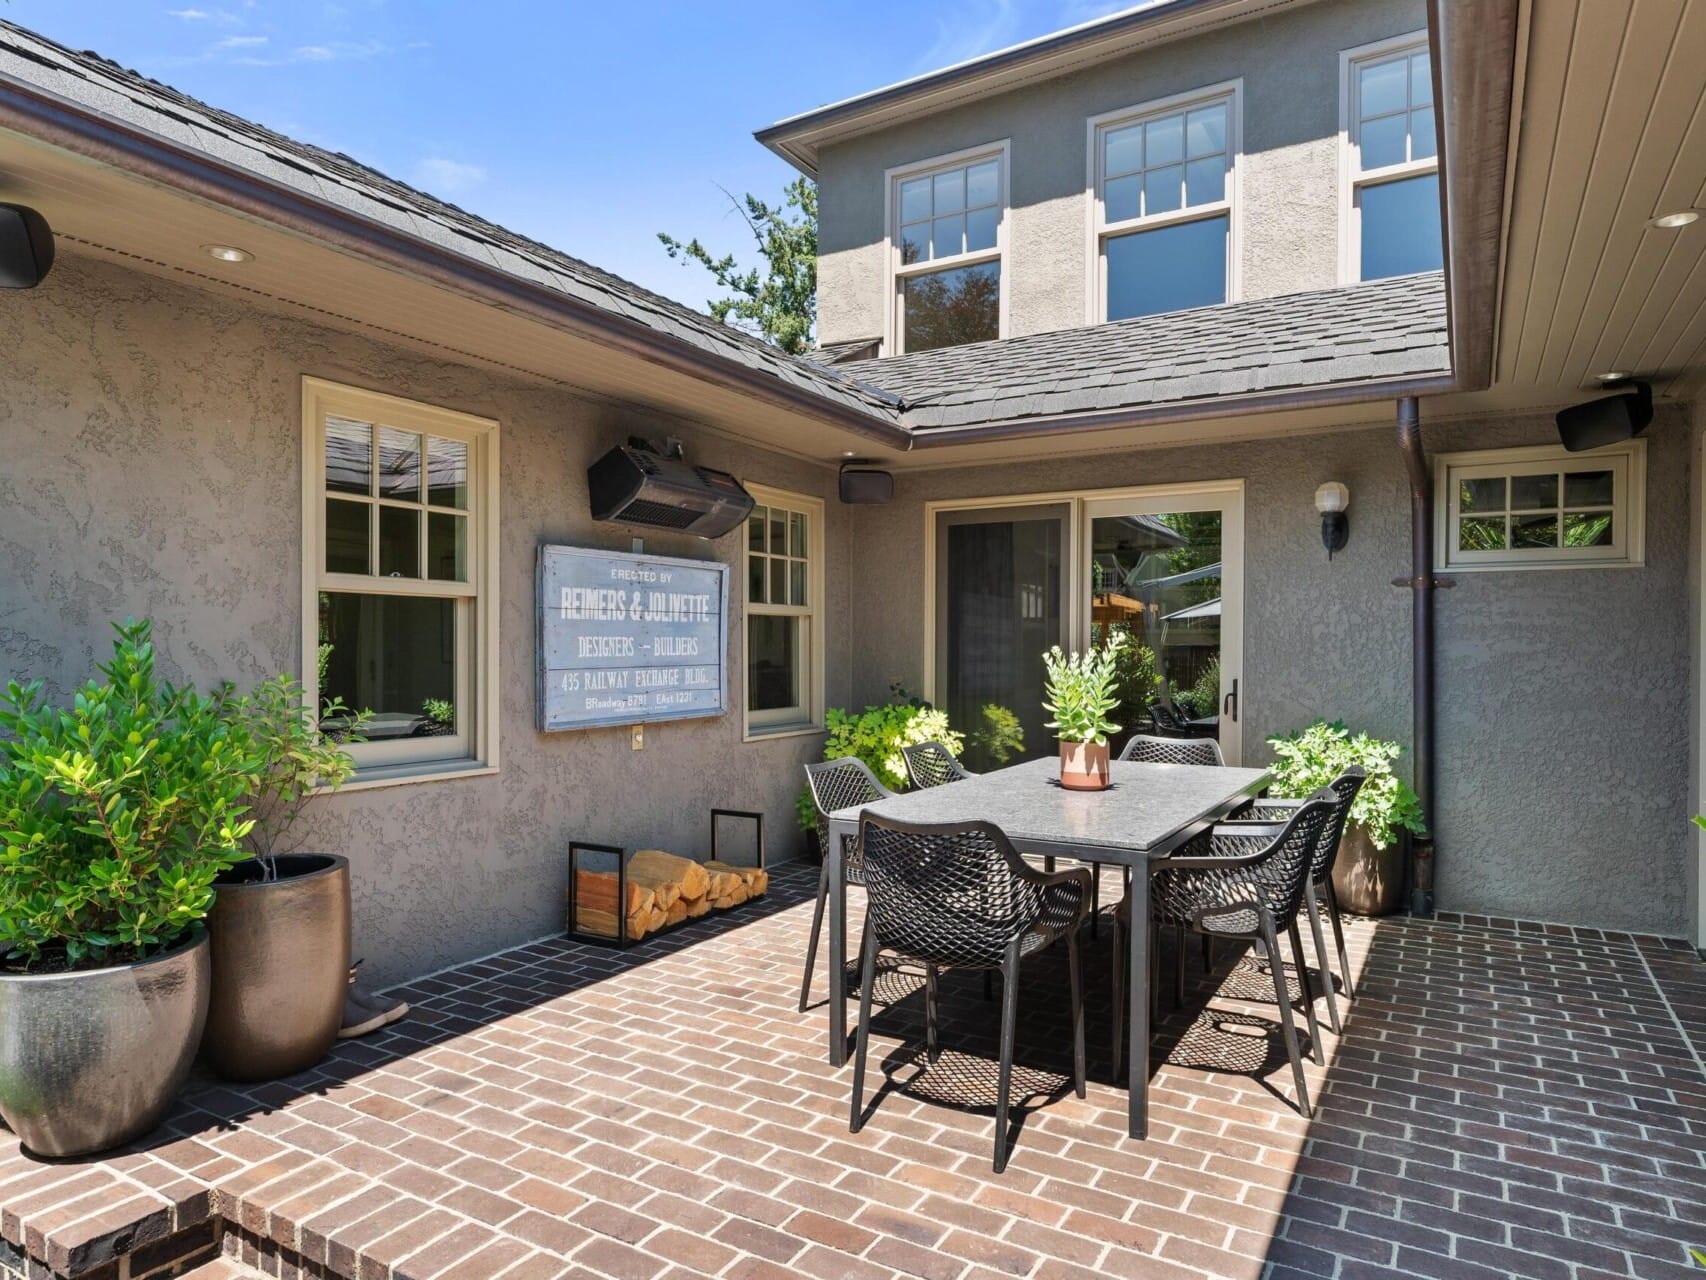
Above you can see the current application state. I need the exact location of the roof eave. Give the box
[907,372,1462,449]
[0,71,913,452]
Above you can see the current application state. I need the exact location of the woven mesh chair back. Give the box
[1119,734,1224,766]
[1308,767,1368,882]
[804,757,891,883]
[902,741,971,790]
[858,815,1056,969]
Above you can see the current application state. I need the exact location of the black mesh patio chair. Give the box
[800,758,892,1013]
[1147,701,1191,737]
[902,741,972,790]
[851,813,1091,1173]
[1110,792,1336,1118]
[1219,768,1368,1033]
[1119,734,1225,767]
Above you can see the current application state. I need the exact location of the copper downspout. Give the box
[1397,396,1436,917]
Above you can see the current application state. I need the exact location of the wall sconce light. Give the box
[1315,481,1350,558]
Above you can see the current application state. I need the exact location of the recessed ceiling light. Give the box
[842,450,856,458]
[1594,370,1632,383]
[201,243,253,263]
[1648,210,1699,229]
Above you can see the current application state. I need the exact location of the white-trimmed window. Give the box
[744,485,824,737]
[1342,32,1441,282]
[1436,441,1646,572]
[886,142,1008,355]
[1089,82,1240,324]
[301,378,499,780]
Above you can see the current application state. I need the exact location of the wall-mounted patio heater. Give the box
[587,438,754,539]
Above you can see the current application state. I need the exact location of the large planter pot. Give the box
[1059,741,1111,791]
[1331,824,1405,917]
[0,927,209,1158]
[202,853,350,1082]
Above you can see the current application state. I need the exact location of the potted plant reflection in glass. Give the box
[1042,635,1124,791]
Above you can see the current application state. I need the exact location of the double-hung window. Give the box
[1435,441,1646,572]
[1342,33,1441,282]
[1090,83,1239,323]
[888,142,1008,355]
[744,485,824,737]
[302,378,499,780]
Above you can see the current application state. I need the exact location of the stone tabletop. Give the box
[831,757,1269,859]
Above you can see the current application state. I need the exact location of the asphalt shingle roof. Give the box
[0,20,902,428]
[841,272,1450,431]
[0,19,1452,444]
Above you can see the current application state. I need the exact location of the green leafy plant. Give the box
[796,692,963,830]
[223,674,369,876]
[967,703,1025,767]
[1266,720,1427,849]
[421,698,454,726]
[1175,656,1222,719]
[1099,623,1161,714]
[1042,635,1125,747]
[0,619,258,971]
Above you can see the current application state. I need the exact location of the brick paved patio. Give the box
[2,865,1703,1280]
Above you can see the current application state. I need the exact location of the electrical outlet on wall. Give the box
[631,724,644,751]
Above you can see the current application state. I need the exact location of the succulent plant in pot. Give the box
[1042,635,1125,791]
[202,673,369,1082]
[0,619,257,1157]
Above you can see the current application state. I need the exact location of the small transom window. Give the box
[1436,442,1645,572]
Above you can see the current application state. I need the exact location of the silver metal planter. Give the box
[0,927,210,1158]
[201,854,351,1082]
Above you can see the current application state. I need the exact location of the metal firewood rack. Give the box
[565,808,765,949]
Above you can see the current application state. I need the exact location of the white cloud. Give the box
[913,0,1022,71]
[411,157,487,196]
[217,34,268,48]
[166,6,240,23]
[1057,0,1168,26]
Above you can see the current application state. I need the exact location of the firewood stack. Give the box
[570,848,768,943]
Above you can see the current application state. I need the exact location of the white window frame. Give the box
[883,139,1011,357]
[1085,80,1243,325]
[300,377,500,786]
[1434,440,1646,573]
[743,484,826,740]
[1339,31,1438,284]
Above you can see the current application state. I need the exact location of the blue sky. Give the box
[3,1,1134,310]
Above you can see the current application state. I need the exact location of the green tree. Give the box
[659,178,817,355]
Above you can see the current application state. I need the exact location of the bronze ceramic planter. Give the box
[0,927,209,1158]
[202,853,351,1082]
[1059,741,1111,791]
[1331,824,1404,917]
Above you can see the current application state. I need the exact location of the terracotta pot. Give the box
[1330,824,1405,916]
[202,854,351,1081]
[1059,740,1111,791]
[0,927,209,1158]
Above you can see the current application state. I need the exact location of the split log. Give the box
[711,883,751,911]
[571,870,655,941]
[664,898,688,927]
[630,850,709,902]
[683,893,710,919]
[705,862,767,898]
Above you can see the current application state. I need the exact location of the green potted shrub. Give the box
[0,619,257,1157]
[1042,637,1124,790]
[203,674,368,1081]
[1267,720,1427,915]
[796,688,962,847]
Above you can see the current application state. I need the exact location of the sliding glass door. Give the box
[929,484,1243,767]
[934,505,1068,771]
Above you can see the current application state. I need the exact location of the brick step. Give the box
[178,1259,268,1279]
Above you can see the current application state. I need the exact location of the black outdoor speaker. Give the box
[839,464,893,505]
[0,204,54,289]
[1556,381,1652,453]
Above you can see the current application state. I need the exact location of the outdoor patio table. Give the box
[825,755,1269,1140]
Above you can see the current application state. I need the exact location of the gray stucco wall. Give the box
[816,0,1424,348]
[0,254,844,988]
[845,408,1694,936]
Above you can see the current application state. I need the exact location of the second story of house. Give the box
[760,0,1440,361]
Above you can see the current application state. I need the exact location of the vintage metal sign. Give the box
[537,545,729,732]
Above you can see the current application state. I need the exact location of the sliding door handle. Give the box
[1222,678,1239,722]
